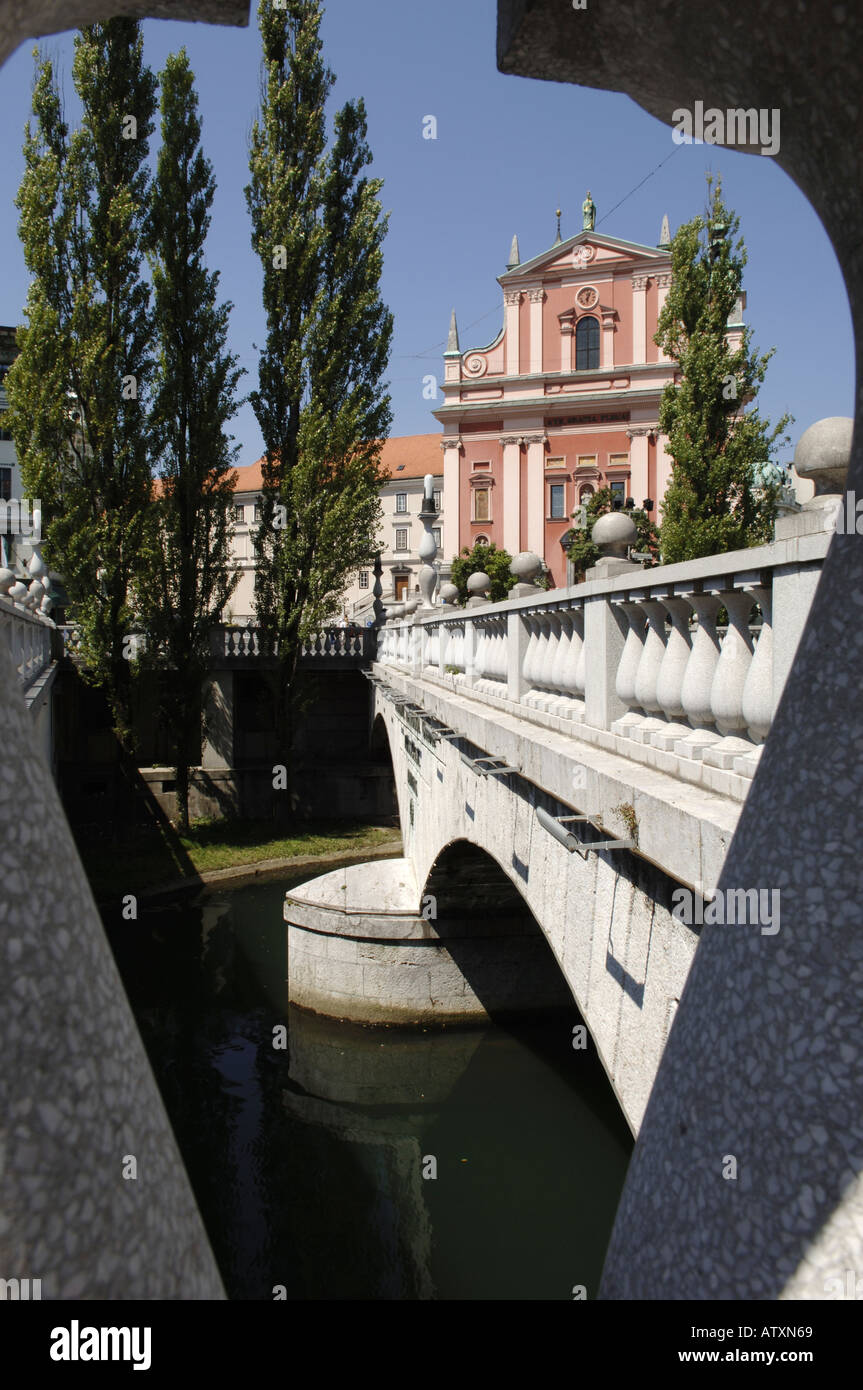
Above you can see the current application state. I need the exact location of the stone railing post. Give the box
[583,512,640,730]
[584,589,631,731]
[411,618,423,678]
[507,609,529,702]
[463,616,477,688]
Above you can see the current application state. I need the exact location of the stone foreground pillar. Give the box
[498,0,863,1301]
[0,638,224,1296]
[0,1,249,67]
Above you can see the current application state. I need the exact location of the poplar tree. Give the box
[7,21,157,752]
[140,49,244,833]
[654,176,791,563]
[246,0,393,805]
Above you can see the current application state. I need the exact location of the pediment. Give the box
[501,231,669,285]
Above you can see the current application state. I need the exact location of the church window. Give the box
[576,315,600,370]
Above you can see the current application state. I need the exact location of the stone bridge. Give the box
[285,509,829,1134]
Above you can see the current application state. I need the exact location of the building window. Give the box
[608,453,629,470]
[395,492,407,513]
[0,467,11,501]
[432,527,441,548]
[549,483,566,519]
[358,570,369,589]
[433,489,442,511]
[253,501,262,522]
[576,315,600,370]
[610,480,626,502]
[545,455,565,469]
[234,504,245,523]
[473,488,491,522]
[395,528,408,552]
[472,459,491,470]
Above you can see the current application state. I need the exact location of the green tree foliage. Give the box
[139,49,244,832]
[7,22,157,751]
[655,175,791,563]
[566,488,659,582]
[245,0,393,803]
[450,542,517,604]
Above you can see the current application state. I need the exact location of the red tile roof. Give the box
[231,433,442,493]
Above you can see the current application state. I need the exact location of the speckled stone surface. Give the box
[0,1,250,67]
[0,621,224,1296]
[499,0,863,1301]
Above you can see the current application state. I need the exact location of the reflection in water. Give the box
[107,872,633,1300]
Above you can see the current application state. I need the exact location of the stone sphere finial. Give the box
[0,567,15,596]
[793,417,853,498]
[439,581,460,606]
[466,572,492,607]
[510,551,542,584]
[592,510,637,557]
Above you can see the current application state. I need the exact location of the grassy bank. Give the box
[76,818,401,903]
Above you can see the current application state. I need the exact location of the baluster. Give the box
[450,628,464,675]
[704,588,757,768]
[561,606,586,721]
[548,610,572,712]
[611,600,647,738]
[630,598,668,743]
[473,621,488,688]
[675,593,723,759]
[523,612,548,707]
[573,607,587,715]
[533,609,561,710]
[737,584,773,778]
[495,618,508,685]
[651,596,694,750]
[521,614,540,702]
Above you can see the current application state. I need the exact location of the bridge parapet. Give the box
[1,594,57,701]
[378,529,829,806]
[211,623,377,668]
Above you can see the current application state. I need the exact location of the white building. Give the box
[226,434,446,624]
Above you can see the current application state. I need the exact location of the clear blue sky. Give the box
[0,0,853,467]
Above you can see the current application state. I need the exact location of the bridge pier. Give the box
[284,854,573,1026]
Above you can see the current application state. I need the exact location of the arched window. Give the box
[576,315,599,370]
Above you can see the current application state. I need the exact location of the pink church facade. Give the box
[435,221,702,589]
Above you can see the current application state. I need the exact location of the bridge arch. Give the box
[420,838,575,1022]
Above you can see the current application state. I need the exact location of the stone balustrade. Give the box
[1,594,56,696]
[375,529,828,803]
[58,621,378,667]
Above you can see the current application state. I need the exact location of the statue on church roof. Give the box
[582,190,596,231]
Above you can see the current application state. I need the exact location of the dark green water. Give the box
[107,871,633,1300]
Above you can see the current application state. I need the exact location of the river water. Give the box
[107,869,633,1300]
